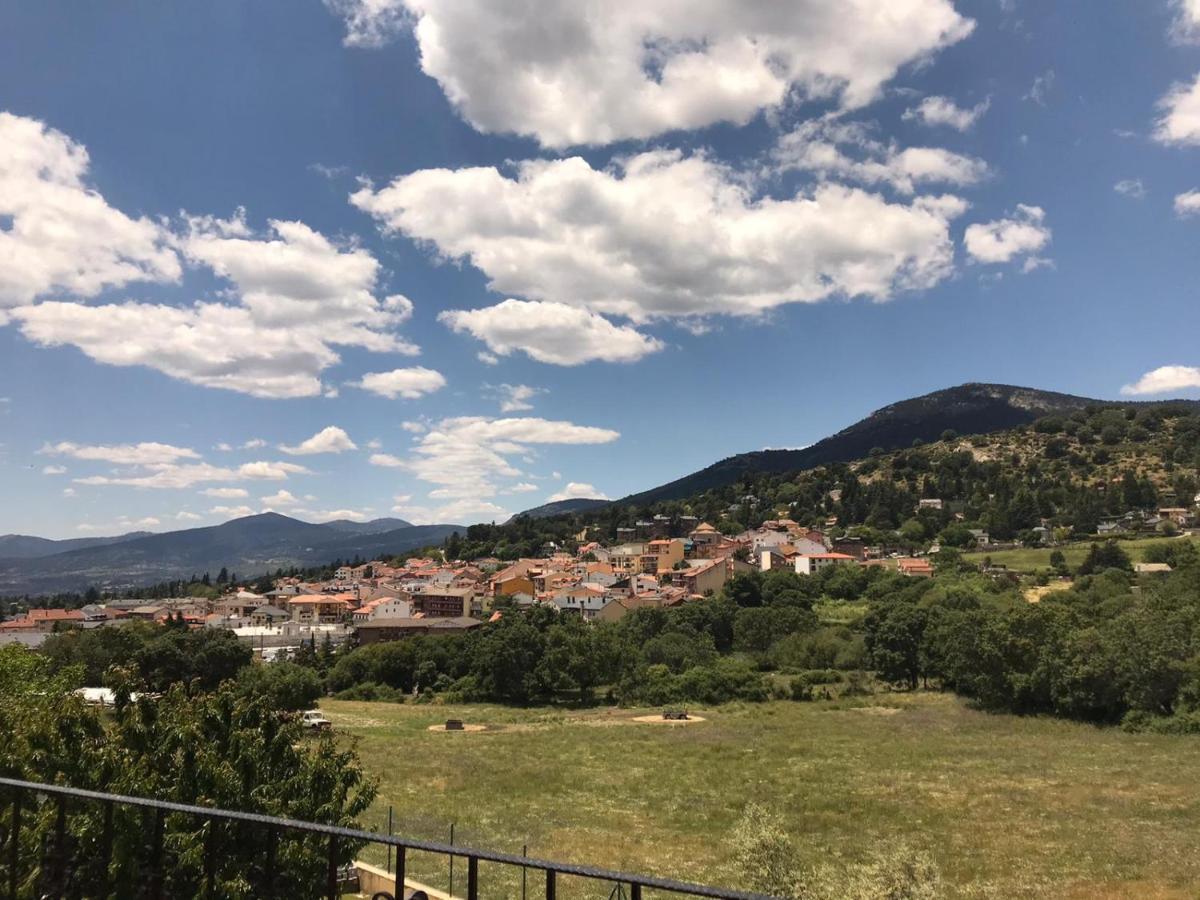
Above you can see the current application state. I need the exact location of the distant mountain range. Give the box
[0,514,461,596]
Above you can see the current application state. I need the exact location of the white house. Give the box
[795,553,858,576]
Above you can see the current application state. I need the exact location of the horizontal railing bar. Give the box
[0,778,775,899]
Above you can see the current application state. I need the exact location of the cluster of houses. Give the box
[0,517,947,654]
[18,490,1196,653]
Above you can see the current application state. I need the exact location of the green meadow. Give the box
[325,693,1200,899]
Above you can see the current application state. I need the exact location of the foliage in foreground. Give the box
[0,645,375,899]
[732,804,941,899]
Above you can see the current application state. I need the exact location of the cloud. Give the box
[546,482,610,503]
[242,438,267,449]
[279,425,358,455]
[210,505,257,518]
[389,416,619,523]
[353,366,447,399]
[176,511,202,521]
[261,489,300,506]
[477,352,499,366]
[41,441,200,465]
[486,383,545,413]
[10,210,421,399]
[503,482,539,494]
[400,420,426,433]
[327,0,973,147]
[202,487,249,498]
[902,95,990,131]
[1172,0,1200,41]
[354,150,966,324]
[323,0,409,47]
[392,497,510,526]
[773,119,989,195]
[1154,72,1200,146]
[297,507,372,522]
[214,442,233,452]
[62,488,76,497]
[76,460,309,489]
[366,439,383,450]
[0,112,180,309]
[1121,365,1200,396]
[41,465,67,475]
[1114,179,1146,200]
[441,300,664,366]
[1176,190,1200,217]
[1024,69,1055,106]
[369,453,405,467]
[963,204,1051,267]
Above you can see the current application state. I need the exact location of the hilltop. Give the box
[616,383,1199,506]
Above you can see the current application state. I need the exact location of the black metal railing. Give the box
[0,778,775,900]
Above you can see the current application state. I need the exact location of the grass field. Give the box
[325,693,1200,899]
[962,534,1198,573]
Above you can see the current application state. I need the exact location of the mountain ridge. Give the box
[615,383,1200,507]
[0,513,462,596]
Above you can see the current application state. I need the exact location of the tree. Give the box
[0,647,375,897]
[237,661,323,711]
[1078,540,1132,575]
[865,601,927,689]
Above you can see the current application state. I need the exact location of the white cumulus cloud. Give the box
[546,482,610,503]
[774,119,988,195]
[40,441,200,466]
[1174,189,1200,217]
[1155,72,1200,146]
[902,95,990,131]
[202,487,249,499]
[9,205,421,399]
[326,0,973,147]
[1113,179,1146,200]
[353,150,966,326]
[279,425,358,455]
[1121,365,1200,396]
[354,367,447,399]
[963,204,1051,268]
[0,112,180,308]
[440,300,664,366]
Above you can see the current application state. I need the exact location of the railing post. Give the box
[467,855,478,900]
[395,845,405,898]
[545,868,556,900]
[385,806,393,874]
[521,844,527,900]
[631,883,642,900]
[448,823,455,898]
[8,793,21,900]
[325,834,338,900]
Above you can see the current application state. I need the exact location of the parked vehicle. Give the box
[301,710,332,730]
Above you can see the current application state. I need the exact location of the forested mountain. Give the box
[514,498,611,519]
[0,531,153,560]
[617,383,1199,506]
[0,514,461,596]
[454,399,1200,559]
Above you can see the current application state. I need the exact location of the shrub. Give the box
[333,682,407,703]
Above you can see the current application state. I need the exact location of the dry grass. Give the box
[325,693,1200,899]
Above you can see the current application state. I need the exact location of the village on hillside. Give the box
[5,495,1197,656]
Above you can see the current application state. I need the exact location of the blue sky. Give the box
[1,0,1199,538]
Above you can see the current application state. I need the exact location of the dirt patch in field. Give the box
[426,723,493,733]
[630,714,708,725]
